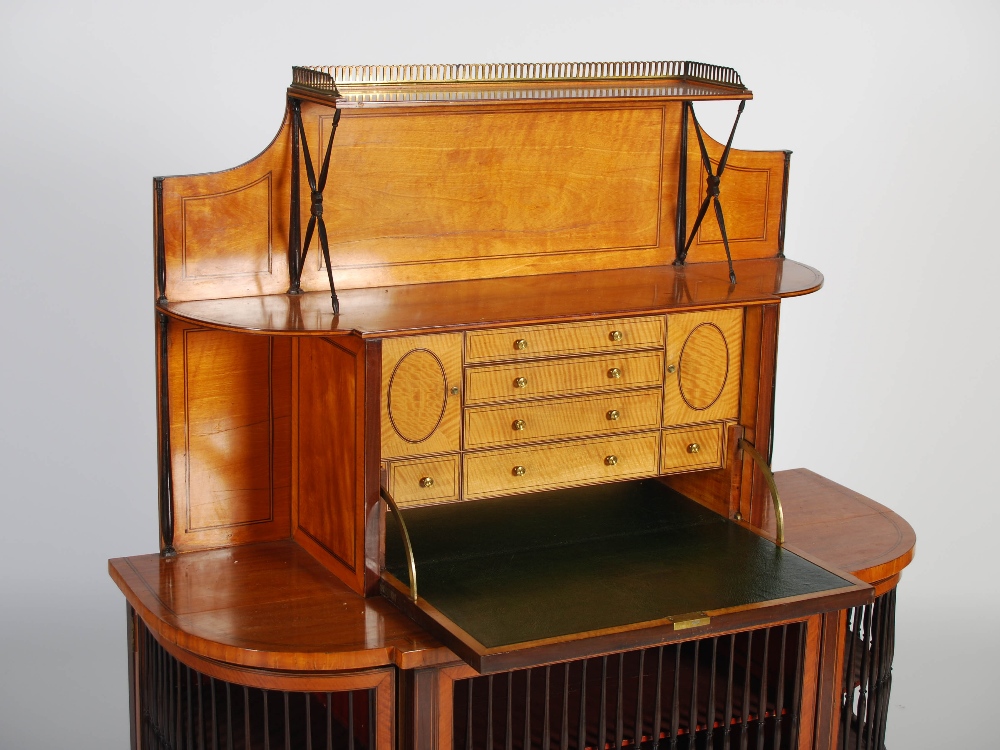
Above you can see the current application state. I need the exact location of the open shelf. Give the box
[161,259,822,337]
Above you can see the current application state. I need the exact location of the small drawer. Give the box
[464,389,663,450]
[463,432,660,500]
[465,316,664,363]
[384,455,460,507]
[660,423,725,474]
[465,351,664,405]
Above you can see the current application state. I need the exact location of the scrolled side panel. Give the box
[681,105,789,264]
[157,110,293,302]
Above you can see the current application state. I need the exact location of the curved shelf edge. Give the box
[109,541,457,675]
[770,468,916,586]
[160,257,823,337]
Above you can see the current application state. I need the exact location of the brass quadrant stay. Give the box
[738,438,785,545]
[380,486,419,602]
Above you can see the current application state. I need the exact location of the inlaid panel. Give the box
[296,336,368,591]
[465,315,665,364]
[381,333,463,459]
[384,455,460,507]
[680,107,788,263]
[663,308,743,426]
[466,351,664,405]
[182,175,272,278]
[660,422,725,474]
[158,114,290,302]
[464,389,662,450]
[463,432,660,499]
[293,103,680,290]
[166,324,291,551]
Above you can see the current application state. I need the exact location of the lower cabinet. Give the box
[130,613,395,750]
[130,588,900,750]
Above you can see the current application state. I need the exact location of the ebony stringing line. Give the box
[155,177,167,304]
[288,99,343,314]
[677,100,746,284]
[157,311,175,557]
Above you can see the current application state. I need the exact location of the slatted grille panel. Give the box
[839,589,896,750]
[454,623,806,750]
[136,620,375,750]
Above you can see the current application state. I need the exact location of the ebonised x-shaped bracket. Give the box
[677,100,746,284]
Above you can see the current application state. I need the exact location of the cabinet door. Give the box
[663,309,742,426]
[381,333,463,459]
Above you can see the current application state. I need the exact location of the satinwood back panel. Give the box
[166,323,291,551]
[293,103,675,291]
[156,95,789,303]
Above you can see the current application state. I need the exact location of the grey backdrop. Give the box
[2,1,997,747]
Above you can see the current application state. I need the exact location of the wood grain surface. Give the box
[659,422,725,474]
[766,469,916,587]
[463,388,662,450]
[158,113,291,303]
[162,258,823,337]
[166,323,291,552]
[462,432,660,499]
[663,308,743,426]
[384,455,460,507]
[295,336,370,593]
[464,315,664,364]
[381,334,463,459]
[465,351,664,405]
[110,469,913,672]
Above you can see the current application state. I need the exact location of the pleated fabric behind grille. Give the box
[135,619,376,750]
[839,589,896,750]
[454,622,806,750]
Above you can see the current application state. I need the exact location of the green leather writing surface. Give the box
[385,480,852,649]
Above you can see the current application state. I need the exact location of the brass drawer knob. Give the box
[514,339,528,351]
[687,443,700,454]
[666,364,676,374]
[512,465,526,477]
[607,367,622,379]
[513,376,528,388]
[419,476,435,488]
[606,409,620,421]
[450,386,460,395]
[512,419,526,431]
[604,455,619,466]
[609,330,623,342]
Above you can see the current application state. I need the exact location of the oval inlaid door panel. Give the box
[381,333,463,458]
[388,350,448,442]
[663,308,743,426]
[678,323,729,410]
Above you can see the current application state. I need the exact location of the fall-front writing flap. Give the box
[382,480,870,673]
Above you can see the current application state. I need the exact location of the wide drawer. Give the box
[660,423,725,474]
[464,389,662,450]
[384,455,460,507]
[465,315,665,363]
[465,351,664,405]
[463,432,659,499]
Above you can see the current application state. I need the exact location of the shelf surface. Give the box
[163,258,822,337]
[109,469,913,673]
[382,480,869,672]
